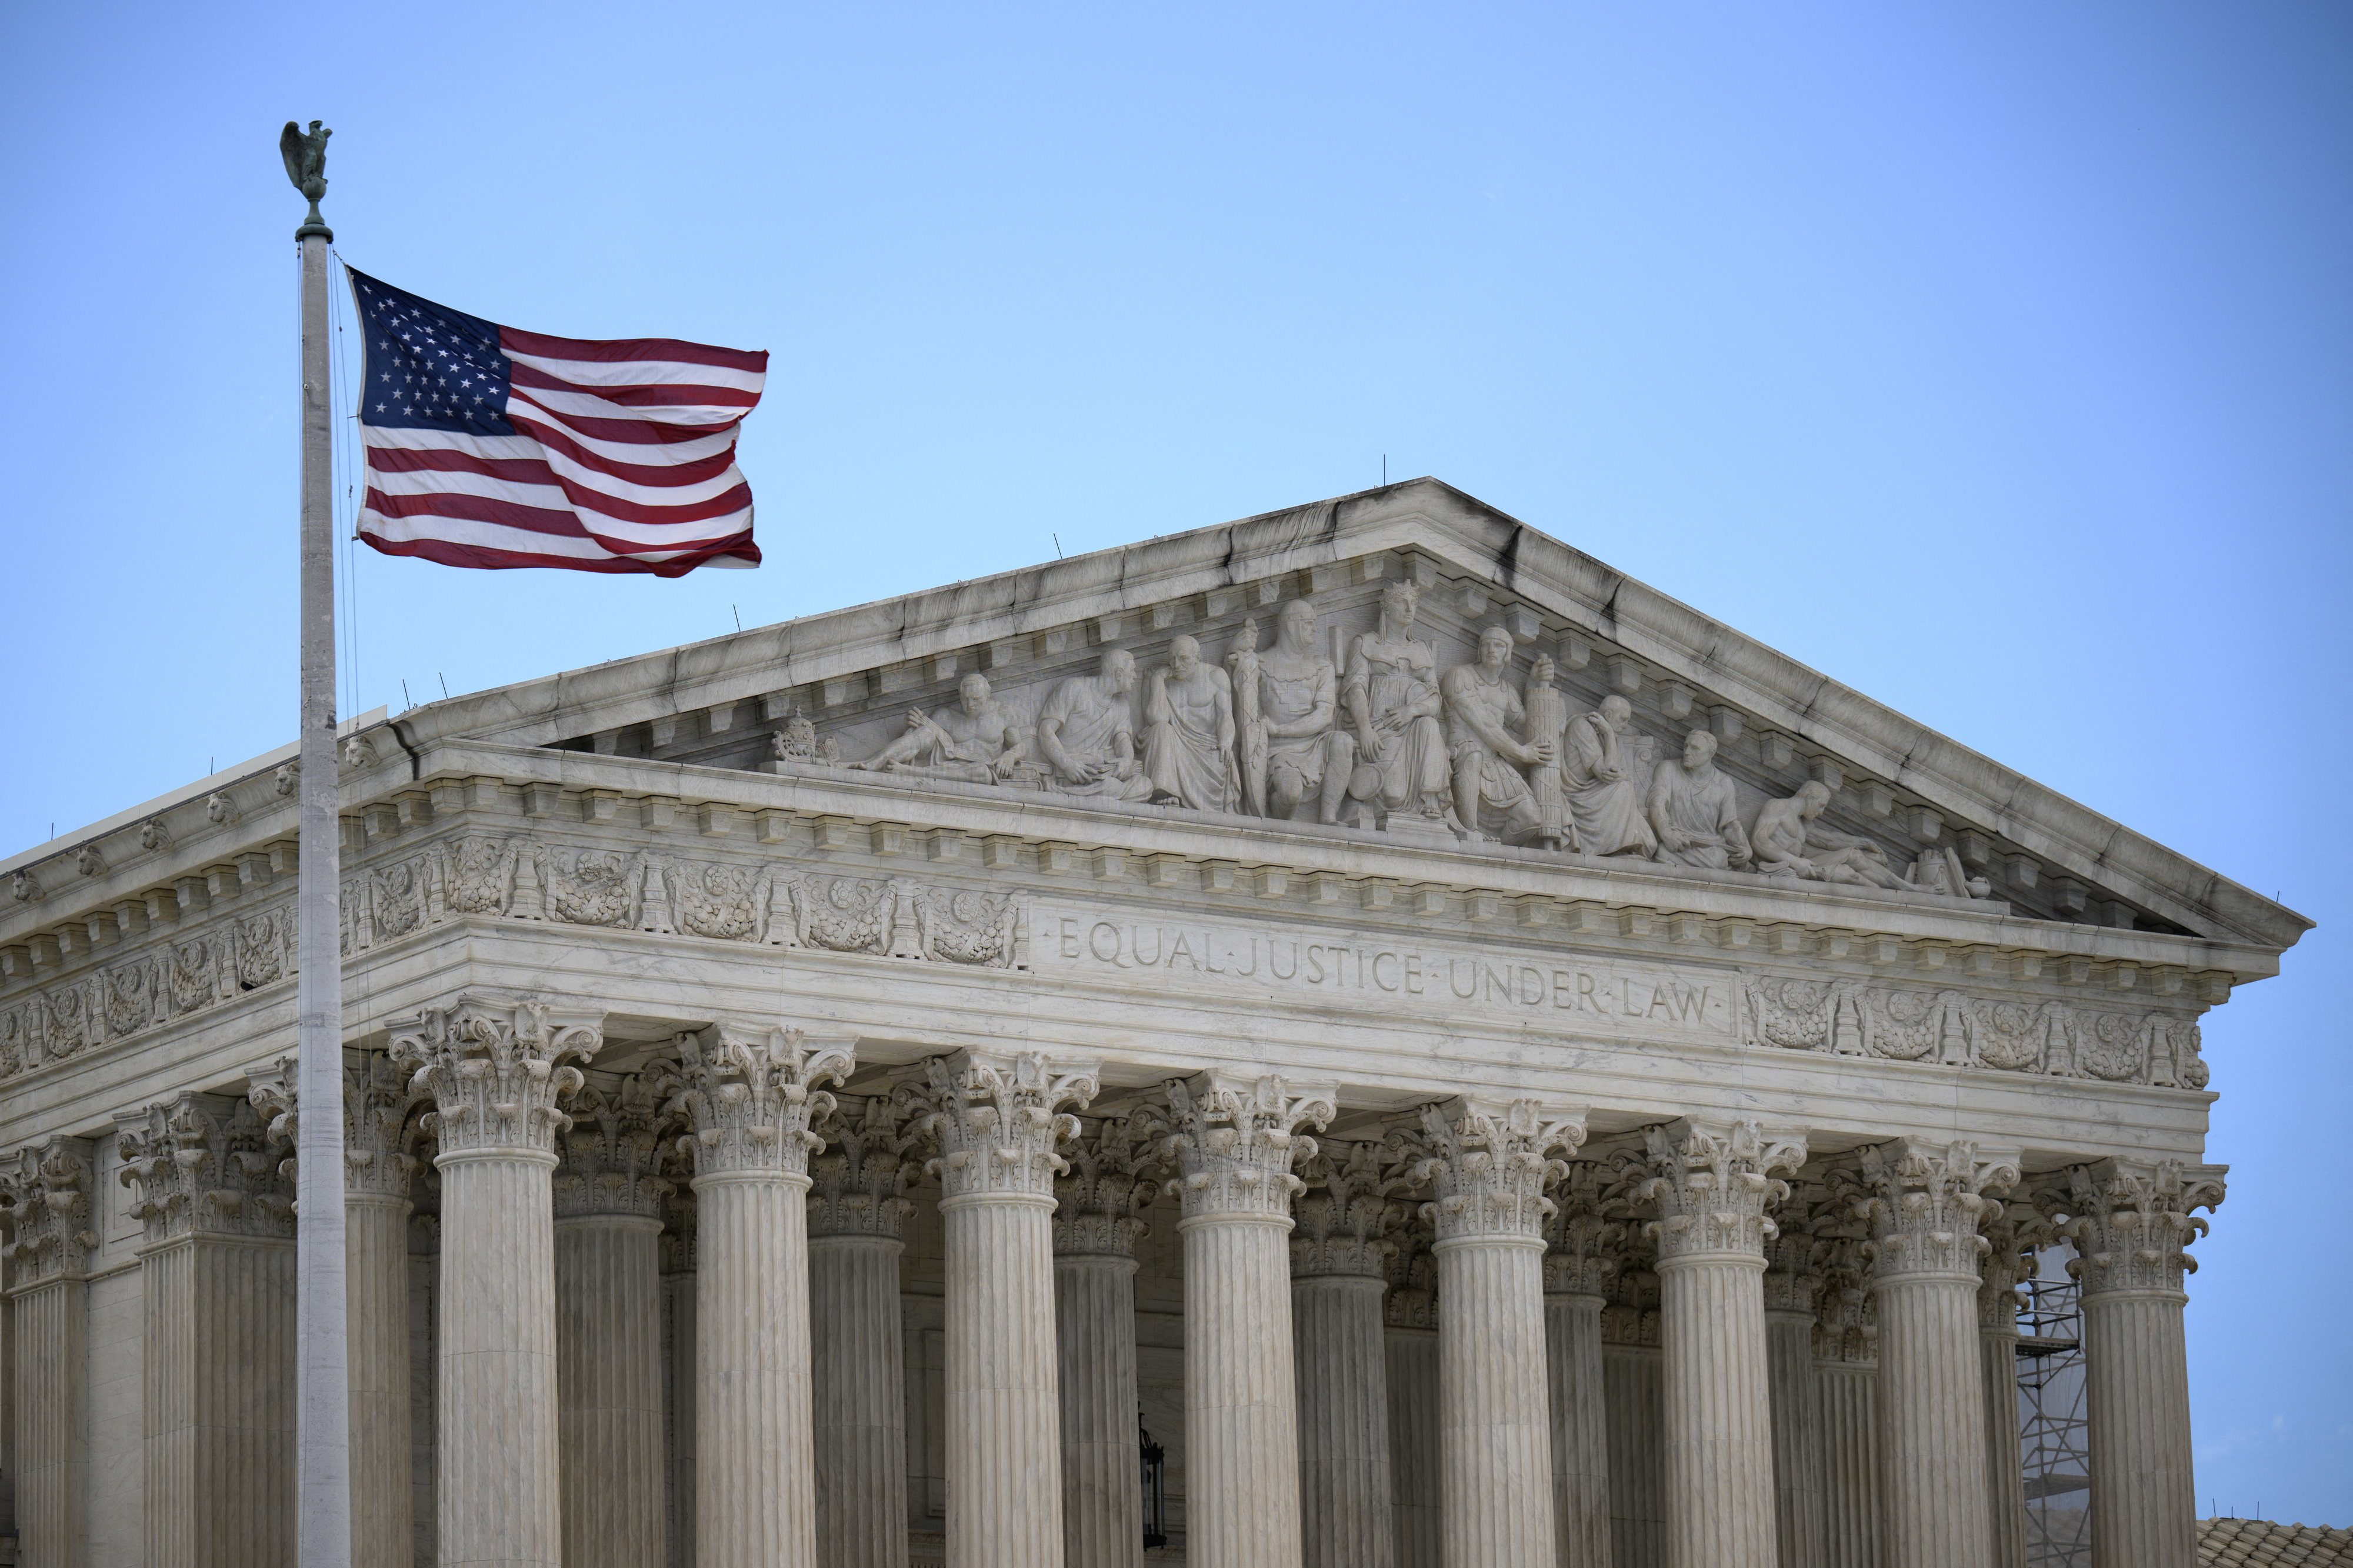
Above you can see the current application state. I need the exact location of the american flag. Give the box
[347,268,766,575]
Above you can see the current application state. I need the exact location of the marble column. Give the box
[116,1092,298,1568]
[251,1052,426,1568]
[671,1022,855,1568]
[660,1187,698,1568]
[1291,1139,1402,1568]
[1384,1226,1442,1568]
[1164,1072,1335,1568]
[2054,1159,2226,1568]
[2,1136,96,1568]
[1977,1204,2041,1568]
[1641,1118,1808,1568]
[1052,1112,1160,1568]
[390,991,607,1568]
[807,1093,919,1568]
[1409,1096,1587,1568]
[1851,1140,2017,1568]
[1812,1239,1881,1568]
[1542,1163,1617,1568]
[912,1049,1099,1568]
[1600,1265,1666,1568]
[1762,1195,1829,1568]
[553,1069,678,1568]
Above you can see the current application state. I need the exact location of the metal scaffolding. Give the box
[2018,1242,2092,1567]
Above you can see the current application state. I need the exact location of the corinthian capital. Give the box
[1847,1138,2019,1283]
[2040,1158,2225,1299]
[1398,1096,1588,1244]
[247,1052,428,1201]
[808,1093,921,1240]
[1814,1235,1878,1364]
[1159,1071,1336,1223]
[904,1049,1099,1203]
[1053,1109,1166,1257]
[388,993,605,1160]
[1761,1183,1837,1315]
[1638,1117,1807,1265]
[1,1135,99,1285]
[557,1065,684,1219]
[1542,1161,1625,1298]
[115,1092,293,1244]
[1978,1199,2055,1330]
[668,1025,853,1181]
[1292,1138,1409,1279]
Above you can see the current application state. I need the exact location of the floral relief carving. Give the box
[1291,1137,1410,1279]
[1,1137,99,1284]
[1840,1139,2018,1283]
[1051,1109,1166,1258]
[1638,1118,1807,1265]
[1394,1095,1588,1243]
[808,1093,924,1240]
[902,1049,1099,1203]
[388,993,606,1160]
[1543,1160,1628,1299]
[2038,1158,2225,1298]
[556,1066,685,1220]
[1159,1071,1336,1223]
[115,1093,294,1244]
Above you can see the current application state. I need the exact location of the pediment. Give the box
[395,479,2305,954]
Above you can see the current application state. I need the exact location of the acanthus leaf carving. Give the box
[1051,1107,1167,1258]
[1542,1160,1625,1299]
[557,1063,685,1220]
[2038,1158,2225,1298]
[1395,1094,1588,1243]
[1638,1117,1808,1265]
[808,1092,922,1240]
[665,1023,852,1182]
[1158,1070,1335,1223]
[0,1136,99,1283]
[901,1049,1099,1203]
[1846,1138,2018,1283]
[1291,1137,1409,1279]
[387,993,605,1160]
[248,1051,429,1201]
[115,1092,293,1244]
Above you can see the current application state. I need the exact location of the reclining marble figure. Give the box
[848,673,1029,783]
[1750,780,1909,889]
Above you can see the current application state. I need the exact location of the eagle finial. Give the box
[279,119,333,240]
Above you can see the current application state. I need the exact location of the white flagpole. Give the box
[286,119,354,1568]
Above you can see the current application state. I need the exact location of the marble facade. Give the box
[0,480,2305,1568]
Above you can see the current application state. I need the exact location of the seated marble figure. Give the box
[1143,635,1237,812]
[1648,728,1751,870]
[1439,625,1549,842]
[1340,581,1451,826]
[1035,648,1155,802]
[1558,695,1657,858]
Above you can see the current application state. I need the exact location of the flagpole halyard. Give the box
[284,116,355,1568]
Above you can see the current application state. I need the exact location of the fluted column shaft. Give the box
[811,1233,909,1568]
[1055,1253,1141,1568]
[1602,1337,1665,1568]
[2082,1292,2195,1568]
[1295,1273,1394,1568]
[1387,1321,1441,1568]
[1765,1308,1827,1568]
[1657,1250,1775,1568]
[1438,1235,1556,1568]
[696,1170,816,1568]
[1980,1317,2027,1568]
[348,1192,416,1568]
[1817,1360,1881,1568]
[440,1149,564,1567]
[1643,1120,1805,1568]
[1183,1211,1305,1567]
[556,1212,666,1568]
[945,1188,1064,1567]
[1544,1290,1609,1568]
[10,1275,88,1568]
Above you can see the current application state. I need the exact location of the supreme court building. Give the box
[0,481,2304,1568]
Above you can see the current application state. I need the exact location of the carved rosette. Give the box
[904,1049,1099,1203]
[2042,1159,2225,1299]
[388,994,605,1162]
[115,1093,294,1244]
[1,1136,99,1284]
[666,1024,853,1183]
[1542,1161,1625,1299]
[1159,1072,1335,1223]
[247,1052,429,1202]
[555,1066,684,1220]
[1977,1200,2051,1330]
[1052,1109,1165,1257]
[1848,1139,2018,1284]
[1291,1137,1407,1279]
[1398,1095,1588,1245]
[1638,1118,1808,1266]
[1812,1236,1878,1364]
[807,1092,921,1240]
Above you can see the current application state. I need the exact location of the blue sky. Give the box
[4,0,2348,1524]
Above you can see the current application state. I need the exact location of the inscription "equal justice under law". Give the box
[1034,907,1735,1034]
